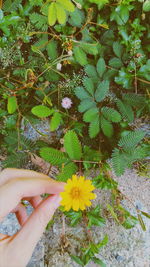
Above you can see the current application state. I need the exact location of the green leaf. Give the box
[31,105,53,118]
[47,40,58,60]
[101,107,121,122]
[92,257,106,267]
[69,8,84,27]
[138,214,146,231]
[116,99,134,122]
[118,130,146,150]
[107,204,120,223]
[96,57,106,78]
[113,41,123,58]
[64,130,82,160]
[101,116,113,138]
[65,210,82,226]
[40,147,68,165]
[83,108,99,122]
[143,0,150,12]
[109,57,123,69]
[81,42,99,55]
[84,64,98,83]
[112,148,126,176]
[71,255,84,266]
[141,211,150,219]
[115,68,133,89]
[83,77,95,96]
[7,96,17,114]
[110,5,129,25]
[50,112,62,131]
[55,3,66,24]
[87,205,106,228]
[73,46,88,66]
[89,115,100,138]
[57,162,77,181]
[78,99,96,112]
[75,86,91,100]
[57,0,75,12]
[95,80,109,102]
[48,2,57,26]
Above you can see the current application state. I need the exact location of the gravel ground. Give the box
[0,168,150,267]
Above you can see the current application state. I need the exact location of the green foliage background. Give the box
[0,0,150,265]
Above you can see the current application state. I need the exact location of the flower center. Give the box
[71,187,81,199]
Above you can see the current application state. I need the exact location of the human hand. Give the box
[0,168,64,267]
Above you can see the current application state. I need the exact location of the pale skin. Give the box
[0,168,65,267]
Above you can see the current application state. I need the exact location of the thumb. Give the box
[8,195,61,267]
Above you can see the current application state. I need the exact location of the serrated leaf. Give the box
[113,41,123,58]
[118,130,146,150]
[31,105,53,118]
[78,99,96,113]
[95,80,109,102]
[83,77,95,96]
[56,3,66,24]
[101,116,113,138]
[50,112,62,131]
[101,107,121,122]
[57,0,75,12]
[112,148,126,176]
[40,147,68,165]
[73,46,88,66]
[83,108,99,122]
[7,96,17,114]
[89,115,100,138]
[48,2,57,26]
[75,86,91,100]
[116,99,134,123]
[64,130,82,160]
[69,8,84,27]
[96,57,106,78]
[109,57,123,68]
[84,64,98,83]
[57,162,77,181]
[81,42,99,55]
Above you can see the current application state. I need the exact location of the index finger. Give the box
[0,175,65,220]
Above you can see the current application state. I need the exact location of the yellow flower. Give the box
[60,175,96,211]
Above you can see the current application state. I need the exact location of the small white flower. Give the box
[61,97,72,109]
[56,63,62,71]
[68,50,73,56]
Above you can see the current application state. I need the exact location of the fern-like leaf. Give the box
[100,116,113,138]
[75,86,91,100]
[89,115,100,138]
[83,107,99,122]
[83,77,95,96]
[64,130,82,160]
[3,0,21,12]
[84,64,98,83]
[101,107,121,122]
[122,93,146,108]
[78,99,96,113]
[57,162,78,181]
[40,147,68,165]
[3,152,28,168]
[116,99,134,123]
[30,12,48,31]
[118,130,146,151]
[112,148,126,176]
[95,80,109,102]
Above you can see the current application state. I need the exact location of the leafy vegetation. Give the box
[0,0,150,265]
